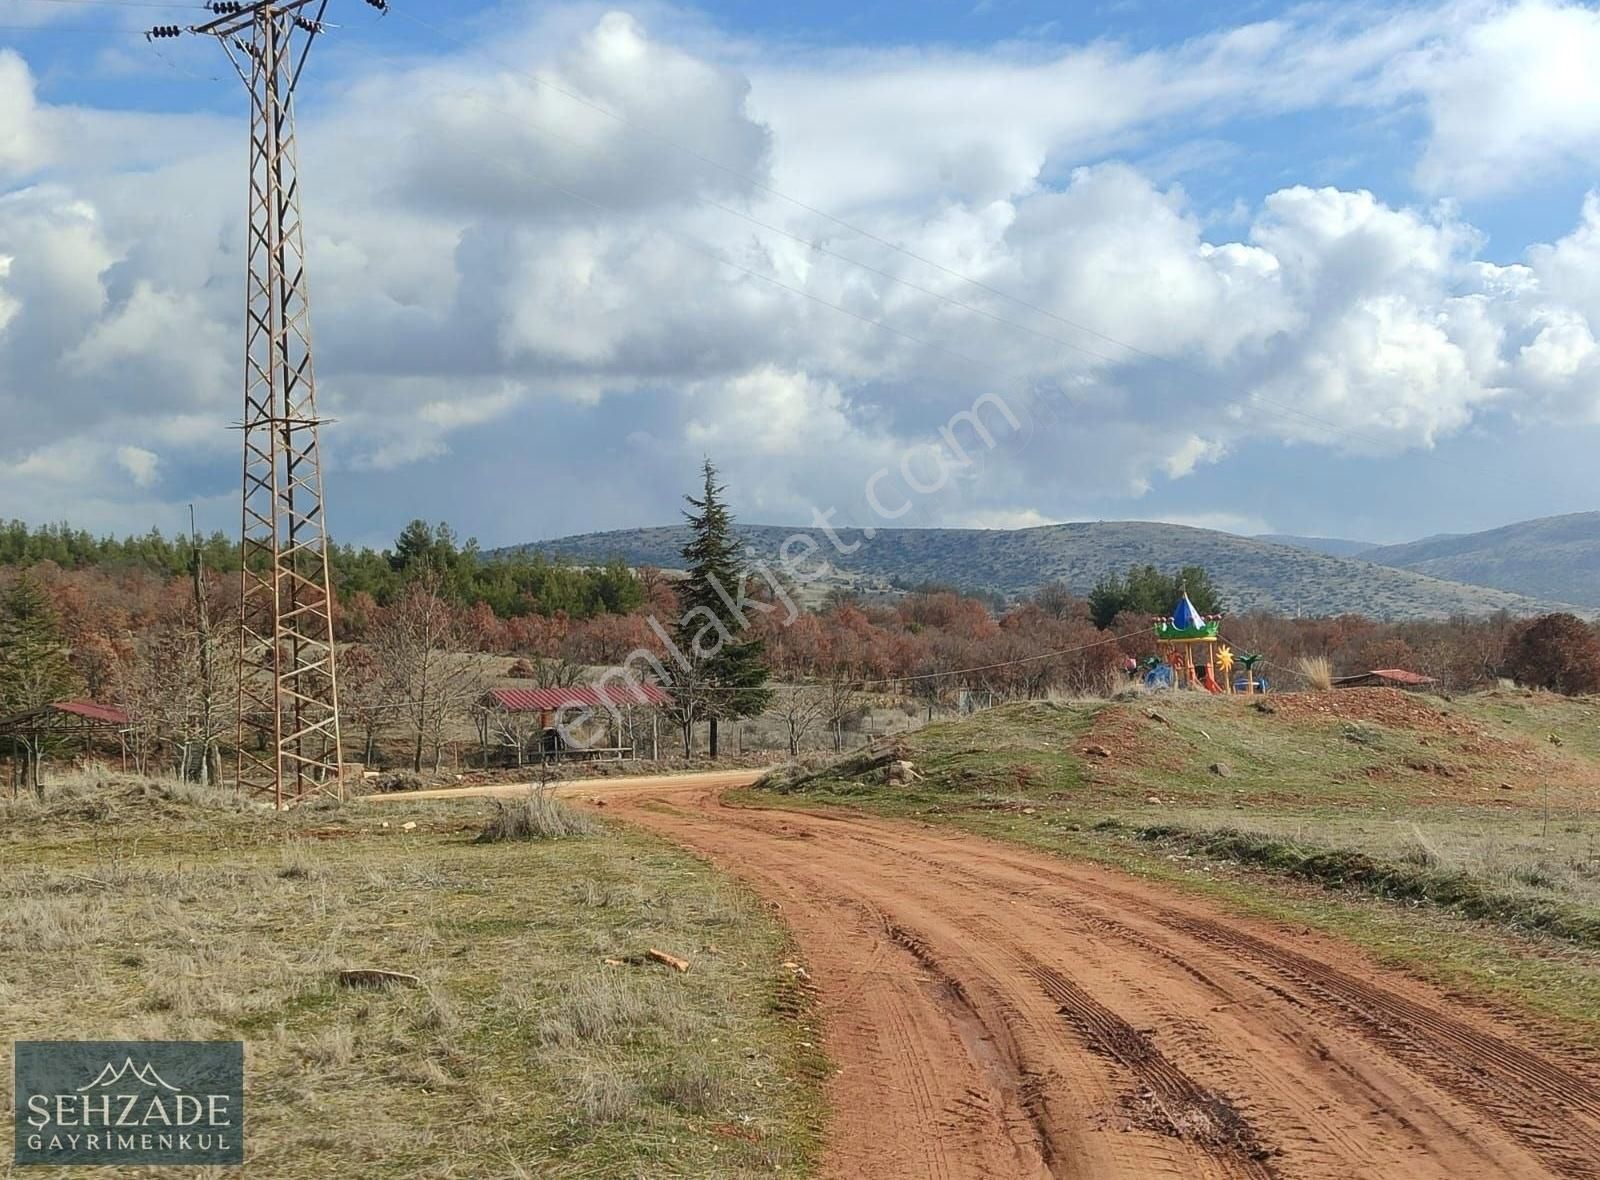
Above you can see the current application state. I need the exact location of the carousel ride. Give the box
[1140,590,1267,694]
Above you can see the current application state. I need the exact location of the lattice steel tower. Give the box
[153,2,375,805]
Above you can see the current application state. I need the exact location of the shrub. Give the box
[475,786,598,843]
[1296,655,1334,691]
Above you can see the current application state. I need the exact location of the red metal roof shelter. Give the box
[1331,669,1437,689]
[1,699,135,798]
[483,684,670,712]
[0,698,131,732]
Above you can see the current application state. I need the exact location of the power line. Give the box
[0,22,158,31]
[856,627,1139,686]
[0,0,205,36]
[14,0,206,9]
[13,1,1494,473]
[22,2,1480,471]
[151,0,352,807]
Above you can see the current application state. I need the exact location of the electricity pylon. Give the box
[152,2,375,806]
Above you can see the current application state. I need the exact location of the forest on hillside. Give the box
[0,519,644,619]
[5,509,1598,781]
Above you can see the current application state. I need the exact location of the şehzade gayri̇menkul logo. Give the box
[13,1041,244,1166]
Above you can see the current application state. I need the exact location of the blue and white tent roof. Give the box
[1170,592,1206,631]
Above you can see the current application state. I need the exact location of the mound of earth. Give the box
[1259,688,1451,731]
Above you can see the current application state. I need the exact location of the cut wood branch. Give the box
[336,968,421,989]
[646,948,690,973]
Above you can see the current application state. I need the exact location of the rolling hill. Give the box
[1253,534,1376,558]
[1361,512,1600,608]
[510,521,1575,619]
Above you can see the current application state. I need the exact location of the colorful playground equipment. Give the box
[1234,652,1268,695]
[1140,591,1268,694]
[1153,589,1223,692]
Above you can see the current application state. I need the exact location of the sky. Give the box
[4,0,1600,549]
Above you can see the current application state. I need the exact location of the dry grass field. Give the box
[0,771,826,1179]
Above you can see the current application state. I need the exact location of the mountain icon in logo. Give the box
[76,1058,182,1093]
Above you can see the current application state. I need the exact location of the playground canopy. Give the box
[1154,592,1220,642]
[1150,591,1238,693]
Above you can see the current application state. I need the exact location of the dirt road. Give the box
[393,773,1600,1178]
[383,768,765,803]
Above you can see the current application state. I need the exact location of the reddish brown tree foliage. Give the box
[1503,613,1600,695]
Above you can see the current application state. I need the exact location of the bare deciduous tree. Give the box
[773,683,832,756]
[337,644,388,768]
[820,674,861,753]
[114,616,234,781]
[371,577,488,772]
[527,656,584,689]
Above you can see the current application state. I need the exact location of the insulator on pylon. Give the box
[145,24,183,41]
[205,1,244,12]
[293,16,326,32]
[365,0,389,11]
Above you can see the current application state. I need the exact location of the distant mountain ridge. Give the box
[509,520,1576,620]
[1253,534,1376,558]
[1360,511,1600,608]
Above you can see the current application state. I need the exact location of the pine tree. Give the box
[0,575,81,713]
[0,575,83,793]
[672,460,772,757]
[1088,563,1224,628]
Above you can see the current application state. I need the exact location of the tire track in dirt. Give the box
[1150,910,1600,1177]
[903,836,1600,1179]
[1016,951,1276,1178]
[544,776,1600,1178]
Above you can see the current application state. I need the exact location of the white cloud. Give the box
[7,3,1600,538]
[0,52,43,179]
[1163,435,1227,478]
[953,507,1063,530]
[1393,0,1600,197]
[1150,510,1274,535]
[116,445,159,488]
[684,366,854,454]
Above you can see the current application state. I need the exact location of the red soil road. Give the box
[391,774,1600,1179]
[388,768,764,803]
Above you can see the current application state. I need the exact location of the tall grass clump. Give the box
[474,786,598,843]
[1297,655,1334,691]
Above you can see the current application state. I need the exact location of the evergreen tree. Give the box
[1088,563,1225,629]
[0,575,81,713]
[0,575,83,794]
[1173,565,1223,616]
[672,460,772,757]
[1087,571,1131,629]
[0,518,644,622]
